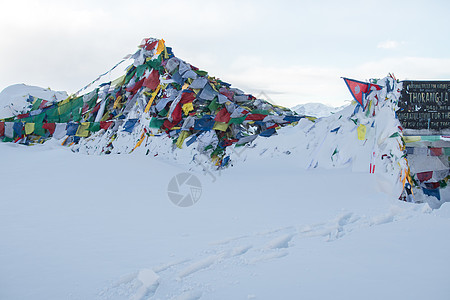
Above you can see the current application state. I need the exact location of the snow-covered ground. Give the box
[1,133,450,299]
[0,84,67,119]
[2,77,450,299]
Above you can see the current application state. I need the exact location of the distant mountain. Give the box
[291,102,347,118]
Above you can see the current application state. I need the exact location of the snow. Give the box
[1,78,450,299]
[291,102,347,118]
[0,84,68,119]
[1,135,450,299]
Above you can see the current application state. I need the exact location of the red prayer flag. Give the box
[0,122,4,136]
[342,78,369,109]
[215,107,231,123]
[429,147,443,156]
[245,114,267,121]
[100,121,113,130]
[180,91,196,104]
[163,119,178,130]
[143,69,160,91]
[17,113,29,119]
[163,104,183,130]
[144,40,158,51]
[39,100,48,109]
[219,87,234,100]
[126,77,145,95]
[82,103,90,114]
[171,103,182,124]
[42,123,56,135]
[417,171,433,183]
[426,182,440,189]
[91,102,101,114]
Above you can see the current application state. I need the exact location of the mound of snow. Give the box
[0,84,68,119]
[291,102,347,118]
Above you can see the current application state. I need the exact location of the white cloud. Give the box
[377,40,402,49]
[354,57,450,80]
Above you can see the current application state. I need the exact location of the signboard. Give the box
[397,81,450,134]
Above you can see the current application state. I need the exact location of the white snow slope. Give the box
[1,140,450,300]
[0,84,68,119]
[2,82,450,299]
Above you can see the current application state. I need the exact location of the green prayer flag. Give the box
[34,113,45,124]
[59,112,71,123]
[146,56,163,73]
[31,98,43,111]
[332,148,338,156]
[124,67,137,86]
[158,108,168,117]
[228,116,246,125]
[21,116,33,123]
[208,98,219,112]
[34,122,46,136]
[72,97,83,109]
[194,70,208,77]
[389,132,400,138]
[72,107,82,122]
[251,109,269,115]
[204,144,214,151]
[421,135,440,142]
[149,117,165,128]
[45,107,59,123]
[444,147,450,156]
[135,64,148,79]
[89,122,100,132]
[58,102,71,116]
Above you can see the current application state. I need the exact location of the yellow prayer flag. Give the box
[111,75,125,87]
[182,102,194,115]
[156,39,165,55]
[164,46,169,59]
[144,84,161,113]
[100,112,111,122]
[113,95,123,109]
[176,131,191,149]
[357,124,367,140]
[25,123,35,135]
[59,97,71,106]
[213,121,229,132]
[403,136,421,143]
[131,131,146,152]
[75,122,90,137]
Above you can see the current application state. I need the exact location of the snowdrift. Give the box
[0,84,67,119]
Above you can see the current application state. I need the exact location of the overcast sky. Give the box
[1,0,450,108]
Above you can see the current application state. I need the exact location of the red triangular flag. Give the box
[342,78,369,109]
